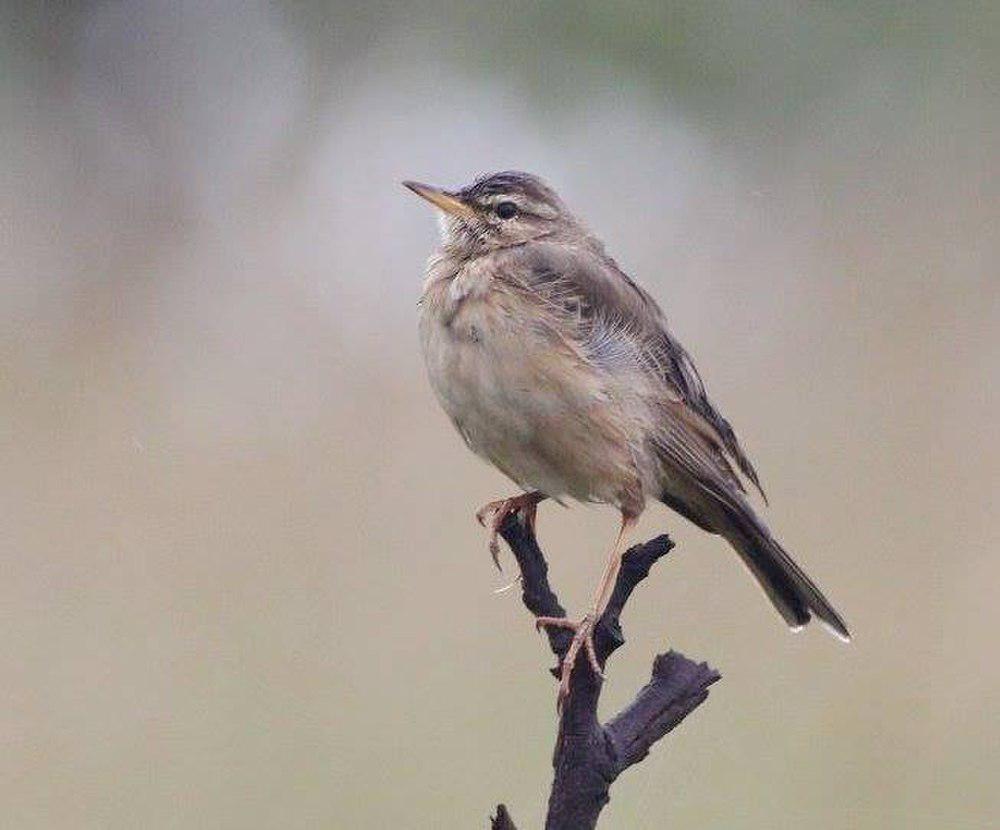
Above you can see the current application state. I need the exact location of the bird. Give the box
[404,171,849,702]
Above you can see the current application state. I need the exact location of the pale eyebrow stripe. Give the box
[479,192,557,218]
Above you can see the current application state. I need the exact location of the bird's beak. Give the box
[402,180,476,219]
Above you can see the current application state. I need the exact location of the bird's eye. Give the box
[495,201,518,220]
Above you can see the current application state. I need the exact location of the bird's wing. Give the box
[500,239,766,500]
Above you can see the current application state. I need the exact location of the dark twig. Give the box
[490,804,517,830]
[489,512,721,830]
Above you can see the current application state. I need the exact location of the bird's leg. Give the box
[536,510,638,705]
[475,491,546,570]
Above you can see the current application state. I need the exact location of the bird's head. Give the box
[403,171,579,255]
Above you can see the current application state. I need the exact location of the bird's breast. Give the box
[419,288,536,449]
[418,278,644,506]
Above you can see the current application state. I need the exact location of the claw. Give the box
[474,493,544,572]
[535,616,579,633]
[489,534,502,571]
[584,633,603,678]
[492,573,523,595]
[534,613,603,708]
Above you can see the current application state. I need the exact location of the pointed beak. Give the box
[402,180,476,219]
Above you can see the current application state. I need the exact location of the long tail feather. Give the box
[721,503,850,641]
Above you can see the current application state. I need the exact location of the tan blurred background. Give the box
[2,2,997,828]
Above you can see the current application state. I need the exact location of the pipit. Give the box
[405,171,849,703]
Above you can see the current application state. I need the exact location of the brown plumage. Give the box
[405,171,849,702]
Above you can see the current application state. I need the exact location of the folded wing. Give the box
[501,240,766,502]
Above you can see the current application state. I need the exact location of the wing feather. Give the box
[498,240,766,500]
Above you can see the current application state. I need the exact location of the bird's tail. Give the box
[720,502,850,642]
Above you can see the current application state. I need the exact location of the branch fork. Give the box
[489,511,721,830]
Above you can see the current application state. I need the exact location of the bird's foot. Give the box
[535,612,603,707]
[475,492,543,570]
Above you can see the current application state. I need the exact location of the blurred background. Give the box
[2,2,997,827]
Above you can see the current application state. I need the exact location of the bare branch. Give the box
[606,652,721,770]
[487,512,721,829]
[490,803,517,830]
